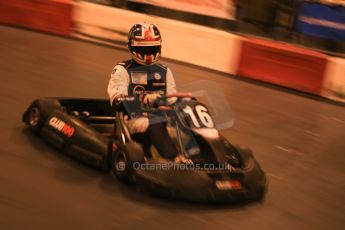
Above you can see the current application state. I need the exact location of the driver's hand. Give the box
[167,96,177,105]
[142,93,161,107]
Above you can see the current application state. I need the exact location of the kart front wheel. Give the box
[219,135,242,168]
[112,142,145,182]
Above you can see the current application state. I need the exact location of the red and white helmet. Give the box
[128,22,162,65]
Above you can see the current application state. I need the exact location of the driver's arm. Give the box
[107,65,142,118]
[166,67,177,104]
[166,67,176,95]
[107,65,129,104]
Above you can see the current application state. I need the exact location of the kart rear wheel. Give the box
[112,142,145,182]
[28,107,41,129]
[27,99,61,135]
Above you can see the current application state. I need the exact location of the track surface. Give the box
[1,26,345,230]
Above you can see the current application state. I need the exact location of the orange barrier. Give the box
[0,0,73,35]
[237,38,328,95]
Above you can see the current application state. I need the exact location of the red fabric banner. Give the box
[0,0,73,35]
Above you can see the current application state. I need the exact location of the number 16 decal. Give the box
[183,105,214,128]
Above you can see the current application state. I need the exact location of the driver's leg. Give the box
[146,122,178,160]
[131,133,152,158]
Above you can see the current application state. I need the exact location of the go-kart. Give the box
[112,93,267,202]
[22,94,267,203]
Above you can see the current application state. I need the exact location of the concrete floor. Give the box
[0,25,344,230]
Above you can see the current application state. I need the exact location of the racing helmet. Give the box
[128,22,162,65]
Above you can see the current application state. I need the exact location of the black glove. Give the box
[112,96,142,119]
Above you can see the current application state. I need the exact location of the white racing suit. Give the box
[107,59,179,159]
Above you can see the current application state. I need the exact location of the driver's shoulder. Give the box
[114,59,134,70]
[156,63,168,70]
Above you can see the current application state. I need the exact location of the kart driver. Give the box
[107,22,191,164]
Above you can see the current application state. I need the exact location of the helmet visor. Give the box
[131,46,161,56]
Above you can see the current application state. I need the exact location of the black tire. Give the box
[219,135,242,168]
[112,142,145,182]
[27,99,61,135]
[235,146,254,168]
